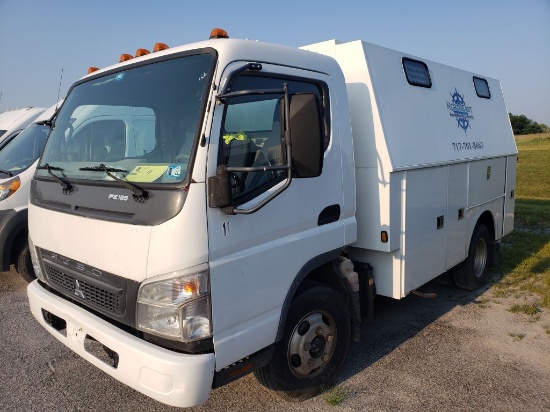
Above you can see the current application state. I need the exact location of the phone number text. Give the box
[452,142,484,151]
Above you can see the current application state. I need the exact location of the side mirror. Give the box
[208,165,231,208]
[288,93,324,178]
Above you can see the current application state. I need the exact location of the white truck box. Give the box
[302,40,517,298]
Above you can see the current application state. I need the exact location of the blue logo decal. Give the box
[167,165,182,178]
[447,88,473,133]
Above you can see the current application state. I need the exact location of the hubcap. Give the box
[473,237,488,278]
[287,311,336,378]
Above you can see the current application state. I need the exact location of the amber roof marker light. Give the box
[135,48,151,57]
[209,28,229,39]
[87,67,100,74]
[119,53,134,62]
[153,42,169,52]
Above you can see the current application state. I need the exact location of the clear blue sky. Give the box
[1,0,549,125]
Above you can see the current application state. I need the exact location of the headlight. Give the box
[137,265,211,342]
[28,235,44,281]
[0,177,21,201]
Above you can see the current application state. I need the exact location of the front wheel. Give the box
[453,223,491,290]
[254,283,351,401]
[15,243,36,283]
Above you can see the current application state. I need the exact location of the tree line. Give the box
[509,113,549,135]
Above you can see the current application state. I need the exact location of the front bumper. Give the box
[27,280,215,408]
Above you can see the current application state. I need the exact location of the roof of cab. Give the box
[82,37,342,81]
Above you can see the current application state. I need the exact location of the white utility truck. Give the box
[27,29,516,407]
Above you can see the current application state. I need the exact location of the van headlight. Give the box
[0,177,21,201]
[136,265,211,342]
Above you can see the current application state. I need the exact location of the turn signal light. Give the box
[209,28,229,39]
[88,67,99,74]
[381,231,388,243]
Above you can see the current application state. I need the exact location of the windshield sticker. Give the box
[167,165,182,178]
[447,88,474,133]
[126,165,167,182]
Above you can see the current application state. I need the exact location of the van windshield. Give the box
[0,123,49,175]
[37,52,215,184]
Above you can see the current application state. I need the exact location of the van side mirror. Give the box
[288,93,324,178]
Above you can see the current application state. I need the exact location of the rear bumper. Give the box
[27,280,215,408]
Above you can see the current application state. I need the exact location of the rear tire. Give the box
[453,223,491,290]
[254,283,350,401]
[15,243,36,283]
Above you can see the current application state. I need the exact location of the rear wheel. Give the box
[453,223,491,290]
[15,243,36,283]
[254,283,350,401]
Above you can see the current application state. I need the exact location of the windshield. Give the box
[37,52,214,184]
[0,123,49,175]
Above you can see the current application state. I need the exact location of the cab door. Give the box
[206,64,346,369]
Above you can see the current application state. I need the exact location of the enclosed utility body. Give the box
[302,40,516,298]
[26,33,516,408]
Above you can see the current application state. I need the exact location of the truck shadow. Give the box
[338,279,486,382]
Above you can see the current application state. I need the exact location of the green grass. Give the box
[515,133,550,200]
[507,303,541,316]
[322,385,349,406]
[493,133,550,311]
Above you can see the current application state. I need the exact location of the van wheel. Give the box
[15,243,36,283]
[453,224,491,290]
[254,283,350,401]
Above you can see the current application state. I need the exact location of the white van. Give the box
[0,107,46,143]
[0,103,59,281]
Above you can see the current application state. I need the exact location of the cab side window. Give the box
[219,74,328,204]
[222,96,284,201]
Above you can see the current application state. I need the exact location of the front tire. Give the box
[254,283,351,401]
[453,223,491,290]
[15,243,36,283]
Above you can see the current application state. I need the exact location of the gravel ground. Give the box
[1,268,549,412]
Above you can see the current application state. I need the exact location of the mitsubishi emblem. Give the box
[74,279,85,299]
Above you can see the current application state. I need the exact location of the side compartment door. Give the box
[206,66,345,370]
[403,167,447,294]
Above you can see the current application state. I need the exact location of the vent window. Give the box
[473,76,491,99]
[402,58,432,88]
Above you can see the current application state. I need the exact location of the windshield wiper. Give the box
[79,164,148,202]
[37,164,73,194]
[0,169,13,177]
